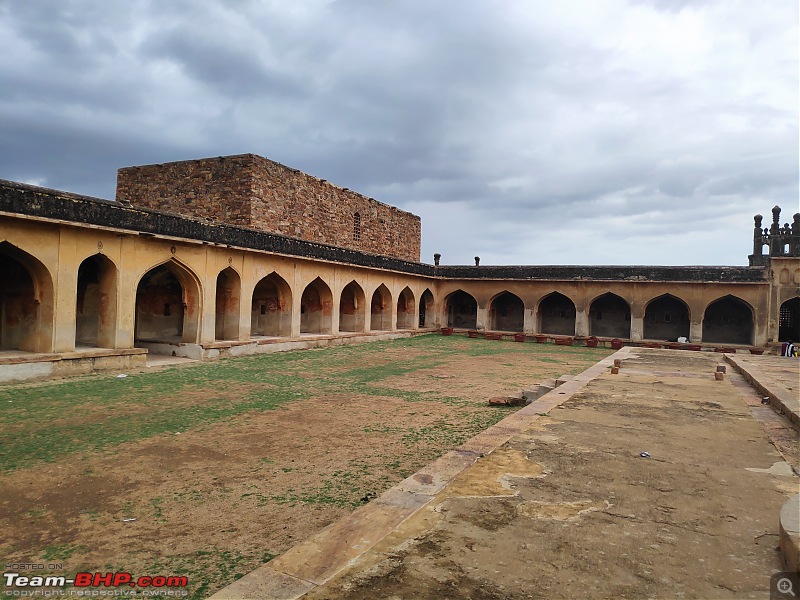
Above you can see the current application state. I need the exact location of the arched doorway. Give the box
[371,284,393,331]
[779,297,800,342]
[76,254,117,348]
[339,281,366,333]
[419,289,434,328]
[135,261,201,344]
[589,293,630,338]
[702,296,753,345]
[538,292,575,335]
[489,292,524,332]
[300,277,332,334]
[215,267,241,341]
[643,294,689,341]
[396,287,415,330]
[251,272,292,337]
[445,290,477,329]
[0,242,54,352]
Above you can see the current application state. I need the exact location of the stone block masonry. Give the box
[116,154,421,262]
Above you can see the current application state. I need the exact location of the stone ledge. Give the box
[780,494,800,574]
[0,350,148,384]
[0,347,146,366]
[725,355,800,430]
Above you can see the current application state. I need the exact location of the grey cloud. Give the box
[0,0,795,266]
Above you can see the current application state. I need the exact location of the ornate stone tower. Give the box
[748,205,800,266]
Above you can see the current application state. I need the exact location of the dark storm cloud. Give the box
[0,0,796,265]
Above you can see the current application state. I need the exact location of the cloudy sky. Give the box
[0,0,796,266]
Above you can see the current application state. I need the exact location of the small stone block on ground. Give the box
[488,396,525,407]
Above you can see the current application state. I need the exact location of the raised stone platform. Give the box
[725,354,800,430]
[0,347,147,384]
[139,329,439,360]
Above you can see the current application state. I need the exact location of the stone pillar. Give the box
[629,317,643,341]
[238,280,251,342]
[523,308,535,334]
[290,284,302,338]
[476,305,487,331]
[629,299,644,341]
[199,260,217,346]
[390,295,398,331]
[689,320,703,344]
[364,292,372,333]
[116,236,136,349]
[54,233,78,352]
[575,307,589,337]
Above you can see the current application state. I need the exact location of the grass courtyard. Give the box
[0,334,611,598]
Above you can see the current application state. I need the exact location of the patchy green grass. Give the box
[0,333,612,598]
[0,334,609,472]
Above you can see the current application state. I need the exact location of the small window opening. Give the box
[260,304,266,315]
[163,303,171,317]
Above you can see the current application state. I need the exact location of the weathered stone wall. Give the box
[0,178,787,351]
[116,154,421,262]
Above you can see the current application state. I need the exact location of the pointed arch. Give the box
[537,292,575,335]
[589,292,630,338]
[371,284,393,331]
[445,290,477,329]
[643,294,689,341]
[215,267,241,340]
[301,277,333,334]
[489,291,524,332]
[76,253,118,348]
[252,272,292,337]
[135,259,202,344]
[396,286,415,330]
[339,281,366,333]
[419,288,434,328]
[702,295,753,345]
[0,241,54,352]
[779,297,800,342]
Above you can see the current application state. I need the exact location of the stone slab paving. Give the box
[212,348,799,599]
[726,354,800,431]
[731,355,799,395]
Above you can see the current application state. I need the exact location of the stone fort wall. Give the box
[116,154,421,262]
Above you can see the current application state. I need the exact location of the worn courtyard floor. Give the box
[219,349,800,599]
[0,334,610,598]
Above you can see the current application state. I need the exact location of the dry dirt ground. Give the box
[0,334,610,598]
[301,350,800,600]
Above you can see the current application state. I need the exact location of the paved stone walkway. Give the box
[212,348,799,599]
[732,355,799,395]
